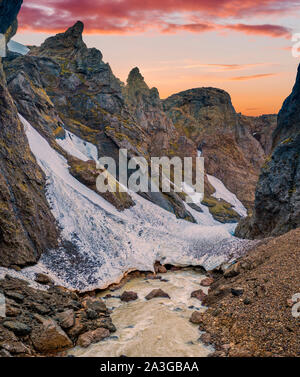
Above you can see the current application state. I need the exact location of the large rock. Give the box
[4,22,195,220]
[145,289,170,300]
[120,291,138,302]
[30,317,73,353]
[77,327,110,348]
[236,65,300,238]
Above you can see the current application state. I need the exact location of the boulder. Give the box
[56,309,75,329]
[191,289,207,301]
[231,287,244,297]
[35,273,54,285]
[189,311,204,324]
[84,299,107,314]
[120,291,138,302]
[77,328,110,348]
[145,289,170,300]
[30,317,72,353]
[200,277,214,287]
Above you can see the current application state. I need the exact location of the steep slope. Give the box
[236,65,300,238]
[163,88,275,211]
[0,0,58,268]
[200,228,300,357]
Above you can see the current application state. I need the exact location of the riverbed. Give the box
[69,269,214,357]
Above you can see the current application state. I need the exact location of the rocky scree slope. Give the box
[198,228,300,357]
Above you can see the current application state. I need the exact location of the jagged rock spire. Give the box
[126,67,149,90]
[37,21,86,56]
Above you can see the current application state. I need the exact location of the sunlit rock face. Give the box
[236,64,300,239]
[163,88,274,212]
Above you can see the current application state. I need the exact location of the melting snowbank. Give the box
[56,129,98,162]
[207,174,247,217]
[1,116,256,291]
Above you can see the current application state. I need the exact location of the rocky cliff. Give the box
[0,0,58,268]
[0,0,22,39]
[163,88,275,211]
[4,23,199,221]
[236,65,300,238]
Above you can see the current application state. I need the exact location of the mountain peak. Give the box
[65,21,84,38]
[127,67,145,83]
[37,21,86,55]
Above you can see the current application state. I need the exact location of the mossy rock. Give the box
[68,157,135,211]
[202,195,240,223]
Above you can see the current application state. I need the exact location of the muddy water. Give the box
[69,269,214,357]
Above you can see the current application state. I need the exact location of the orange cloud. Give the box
[230,73,278,80]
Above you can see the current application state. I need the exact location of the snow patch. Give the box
[7,40,29,56]
[207,174,247,217]
[56,129,98,161]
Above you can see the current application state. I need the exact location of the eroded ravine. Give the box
[69,269,214,357]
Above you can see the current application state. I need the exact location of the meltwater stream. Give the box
[69,269,214,357]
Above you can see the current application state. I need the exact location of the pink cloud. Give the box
[18,0,296,36]
[224,23,291,38]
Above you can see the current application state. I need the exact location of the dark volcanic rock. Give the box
[120,291,138,302]
[77,327,110,348]
[236,64,300,238]
[0,0,23,35]
[3,321,31,336]
[189,311,205,324]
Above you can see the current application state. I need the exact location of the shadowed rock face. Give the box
[236,64,300,239]
[0,0,58,267]
[163,88,274,211]
[0,0,23,35]
[238,114,277,156]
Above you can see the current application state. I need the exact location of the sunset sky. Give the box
[14,0,300,115]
